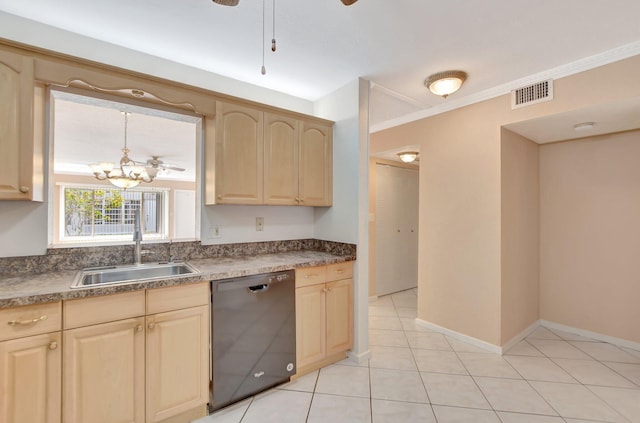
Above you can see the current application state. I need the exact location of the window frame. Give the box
[46,86,203,249]
[56,183,170,246]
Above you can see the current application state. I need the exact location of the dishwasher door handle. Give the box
[248,284,269,293]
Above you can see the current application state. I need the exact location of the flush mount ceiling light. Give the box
[425,70,467,99]
[573,122,596,131]
[397,151,419,163]
[89,112,158,189]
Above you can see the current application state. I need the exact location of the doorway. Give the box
[374,163,419,296]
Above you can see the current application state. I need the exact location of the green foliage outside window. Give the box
[64,188,124,236]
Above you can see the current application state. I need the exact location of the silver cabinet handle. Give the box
[136,324,144,332]
[49,341,58,350]
[8,315,48,326]
[147,323,155,330]
[19,186,30,194]
[254,371,265,378]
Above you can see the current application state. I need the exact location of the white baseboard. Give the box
[410,318,640,357]
[414,318,502,354]
[500,321,541,354]
[540,320,640,352]
[347,349,372,364]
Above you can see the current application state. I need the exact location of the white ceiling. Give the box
[1,0,640,132]
[504,97,640,144]
[53,91,198,182]
[3,1,640,170]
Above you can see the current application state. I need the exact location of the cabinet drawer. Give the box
[147,282,209,315]
[295,266,327,288]
[0,301,61,341]
[64,290,145,329]
[326,262,354,282]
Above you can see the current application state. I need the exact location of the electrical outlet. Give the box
[256,217,264,232]
[211,226,221,238]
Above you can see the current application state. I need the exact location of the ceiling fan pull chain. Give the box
[261,0,266,75]
[271,0,276,52]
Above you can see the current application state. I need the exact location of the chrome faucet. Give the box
[133,209,143,265]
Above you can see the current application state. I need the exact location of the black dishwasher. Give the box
[210,270,296,411]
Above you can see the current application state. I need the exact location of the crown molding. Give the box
[370,40,640,133]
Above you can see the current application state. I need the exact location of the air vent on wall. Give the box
[511,79,553,109]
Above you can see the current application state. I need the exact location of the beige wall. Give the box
[371,55,640,346]
[540,130,640,343]
[500,129,539,344]
[373,100,504,345]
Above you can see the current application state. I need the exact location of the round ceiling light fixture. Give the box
[573,122,595,132]
[425,70,467,99]
[397,151,419,163]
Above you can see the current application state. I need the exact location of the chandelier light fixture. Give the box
[425,70,467,99]
[397,151,419,163]
[89,112,158,189]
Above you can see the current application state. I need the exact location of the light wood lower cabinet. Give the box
[0,332,61,423]
[295,284,327,368]
[59,283,209,423]
[146,305,209,423]
[325,278,353,355]
[295,262,353,375]
[63,318,145,423]
[0,301,62,423]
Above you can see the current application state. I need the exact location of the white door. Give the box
[375,164,419,296]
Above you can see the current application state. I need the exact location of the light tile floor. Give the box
[196,288,640,422]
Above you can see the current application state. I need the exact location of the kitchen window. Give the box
[60,185,168,243]
[48,87,201,247]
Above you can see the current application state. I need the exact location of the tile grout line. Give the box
[515,334,633,422]
[442,333,501,419]
[304,369,320,423]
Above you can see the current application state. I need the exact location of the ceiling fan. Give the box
[212,0,357,5]
[134,156,185,173]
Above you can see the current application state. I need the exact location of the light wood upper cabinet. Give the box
[146,305,209,423]
[63,317,146,423]
[0,332,61,423]
[264,113,299,205]
[207,100,333,206]
[299,121,332,206]
[214,101,264,205]
[0,50,43,201]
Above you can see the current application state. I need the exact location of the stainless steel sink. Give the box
[71,262,201,289]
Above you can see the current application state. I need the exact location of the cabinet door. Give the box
[63,318,145,423]
[146,305,209,423]
[325,278,353,356]
[295,284,326,369]
[264,113,299,205]
[0,50,38,201]
[0,332,61,423]
[299,121,332,206]
[215,101,264,204]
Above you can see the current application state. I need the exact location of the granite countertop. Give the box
[0,250,355,308]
